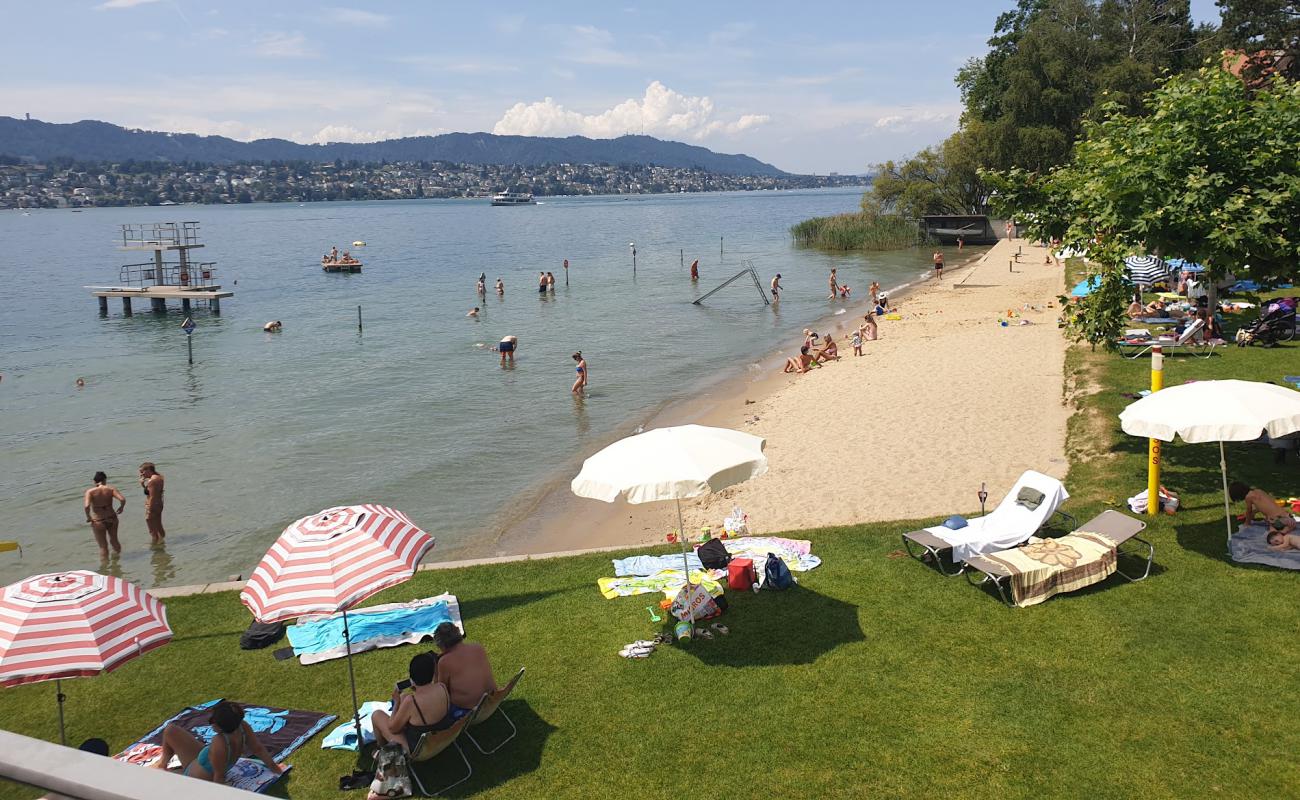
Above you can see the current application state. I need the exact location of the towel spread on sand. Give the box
[1230,523,1300,570]
[598,569,725,599]
[321,701,391,750]
[287,594,462,665]
[976,531,1118,607]
[115,700,332,791]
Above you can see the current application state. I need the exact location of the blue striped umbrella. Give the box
[1124,255,1168,286]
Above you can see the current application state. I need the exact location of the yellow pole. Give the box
[1146,345,1164,516]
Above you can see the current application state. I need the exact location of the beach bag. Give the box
[369,743,412,799]
[670,582,721,622]
[727,558,756,591]
[697,537,731,569]
[763,553,794,591]
[942,515,968,530]
[239,620,286,651]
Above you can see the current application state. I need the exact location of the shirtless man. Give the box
[495,335,518,365]
[932,250,944,280]
[433,622,497,717]
[466,307,479,318]
[770,273,782,300]
[84,471,126,560]
[783,345,816,374]
[827,268,839,299]
[139,462,166,545]
[495,278,504,295]
[1229,482,1296,536]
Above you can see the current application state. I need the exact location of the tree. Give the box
[1217,0,1299,49]
[987,64,1300,346]
[863,124,991,217]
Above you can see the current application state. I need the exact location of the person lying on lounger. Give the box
[371,652,453,753]
[1229,482,1296,536]
[153,700,282,784]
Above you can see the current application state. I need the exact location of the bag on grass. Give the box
[763,553,794,591]
[369,743,412,799]
[697,537,732,569]
[239,620,286,651]
[670,582,721,621]
[727,558,756,590]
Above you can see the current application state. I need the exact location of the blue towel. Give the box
[613,553,703,577]
[287,601,454,655]
[321,701,390,750]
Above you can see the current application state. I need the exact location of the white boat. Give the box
[491,192,535,206]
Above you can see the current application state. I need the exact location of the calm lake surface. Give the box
[0,188,956,587]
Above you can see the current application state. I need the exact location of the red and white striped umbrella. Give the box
[0,571,172,688]
[240,504,435,623]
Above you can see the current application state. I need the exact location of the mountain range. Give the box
[0,117,787,176]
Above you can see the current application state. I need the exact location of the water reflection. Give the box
[150,545,176,588]
[571,394,590,438]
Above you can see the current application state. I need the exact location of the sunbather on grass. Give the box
[371,653,452,753]
[1229,482,1296,536]
[1266,530,1300,552]
[153,700,282,784]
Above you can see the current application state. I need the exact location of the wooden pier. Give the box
[88,222,233,315]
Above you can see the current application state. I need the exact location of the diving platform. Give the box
[90,222,232,315]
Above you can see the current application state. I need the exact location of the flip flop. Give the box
[710,623,729,636]
[694,628,714,640]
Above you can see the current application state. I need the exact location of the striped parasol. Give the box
[1124,255,1168,286]
[240,504,434,745]
[240,504,435,624]
[0,571,172,744]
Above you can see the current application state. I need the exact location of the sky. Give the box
[0,0,1222,174]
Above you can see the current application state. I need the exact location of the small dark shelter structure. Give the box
[920,215,998,245]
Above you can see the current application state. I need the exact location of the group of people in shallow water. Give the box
[82,463,165,561]
[149,623,497,786]
[470,265,589,395]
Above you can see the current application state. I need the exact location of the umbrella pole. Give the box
[55,678,66,747]
[1220,441,1234,553]
[342,608,364,753]
[676,497,696,633]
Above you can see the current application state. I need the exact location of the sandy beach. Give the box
[502,236,1069,551]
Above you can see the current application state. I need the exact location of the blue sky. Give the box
[1,1,1221,173]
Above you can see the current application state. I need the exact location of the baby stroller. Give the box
[1236,297,1297,347]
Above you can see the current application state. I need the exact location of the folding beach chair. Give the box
[901,471,1075,576]
[466,667,525,755]
[964,510,1153,607]
[407,700,482,796]
[1117,318,1217,359]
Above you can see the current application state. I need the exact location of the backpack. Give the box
[763,553,794,590]
[239,620,286,651]
[697,537,731,570]
[370,743,413,798]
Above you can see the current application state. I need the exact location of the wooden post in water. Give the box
[680,249,684,269]
[122,297,132,316]
[720,236,724,260]
[98,296,108,316]
[357,305,363,333]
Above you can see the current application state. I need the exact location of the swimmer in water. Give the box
[75,377,86,388]
[546,272,556,292]
[495,278,504,295]
[263,321,282,332]
[572,351,587,396]
[770,273,782,300]
[828,268,839,299]
[538,272,548,294]
[495,335,518,365]
[690,260,699,281]
[84,471,126,561]
[477,278,486,295]
[467,307,480,318]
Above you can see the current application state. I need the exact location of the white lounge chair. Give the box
[902,470,1074,575]
[1117,318,1217,359]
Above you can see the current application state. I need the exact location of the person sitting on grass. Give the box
[782,345,816,374]
[371,653,451,753]
[815,332,839,362]
[153,700,282,783]
[1267,529,1300,552]
[433,622,497,720]
[1229,481,1296,536]
[1127,295,1145,318]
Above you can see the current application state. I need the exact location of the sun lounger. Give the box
[407,699,483,796]
[964,510,1151,607]
[1117,318,1216,359]
[901,470,1074,575]
[466,667,525,755]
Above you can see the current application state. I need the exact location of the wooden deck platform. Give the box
[87,285,232,300]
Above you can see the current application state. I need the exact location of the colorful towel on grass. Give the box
[321,700,390,751]
[723,536,822,572]
[114,700,333,792]
[977,532,1118,607]
[598,569,725,599]
[287,594,462,665]
[613,553,703,577]
[1230,523,1300,570]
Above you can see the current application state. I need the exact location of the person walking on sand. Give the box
[84,471,125,561]
[851,328,863,357]
[933,250,944,280]
[770,273,782,300]
[571,351,588,396]
[828,268,839,299]
[138,462,165,545]
[495,335,518,366]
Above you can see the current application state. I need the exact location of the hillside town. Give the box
[0,157,861,208]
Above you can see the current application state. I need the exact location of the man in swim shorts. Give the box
[770,273,782,300]
[496,335,518,365]
[1229,481,1296,536]
[139,462,166,545]
[433,622,497,720]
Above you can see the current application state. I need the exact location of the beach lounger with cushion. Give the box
[466,667,525,755]
[407,699,482,796]
[963,510,1152,607]
[902,470,1074,576]
[1117,318,1217,359]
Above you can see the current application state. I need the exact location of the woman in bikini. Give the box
[83,471,125,561]
[371,653,454,753]
[572,351,588,396]
[154,700,281,784]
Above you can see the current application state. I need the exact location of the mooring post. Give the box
[680,249,684,269]
[151,298,166,313]
[98,296,108,316]
[181,298,191,314]
[187,335,193,365]
[211,297,221,315]
[357,305,363,332]
[720,236,724,260]
[122,297,133,316]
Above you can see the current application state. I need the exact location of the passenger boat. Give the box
[491,192,536,206]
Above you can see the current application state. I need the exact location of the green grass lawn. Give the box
[3,302,1298,799]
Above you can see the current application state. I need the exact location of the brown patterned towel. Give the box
[981,532,1118,607]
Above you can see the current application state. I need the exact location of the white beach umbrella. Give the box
[572,425,768,616]
[1119,380,1300,546]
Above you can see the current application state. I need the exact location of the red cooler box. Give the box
[727,558,756,591]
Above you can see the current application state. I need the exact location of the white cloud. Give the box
[95,0,163,9]
[254,32,312,59]
[324,7,390,28]
[872,108,955,131]
[563,24,635,66]
[492,81,769,142]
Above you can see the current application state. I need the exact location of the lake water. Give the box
[0,188,957,587]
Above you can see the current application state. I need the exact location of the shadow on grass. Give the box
[1175,517,1238,564]
[438,700,555,799]
[458,588,577,621]
[681,584,864,667]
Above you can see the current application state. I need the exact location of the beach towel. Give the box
[597,569,724,599]
[723,536,822,572]
[1230,524,1300,570]
[977,532,1118,607]
[287,594,462,665]
[926,470,1069,563]
[321,701,390,751]
[613,553,703,577]
[115,700,333,791]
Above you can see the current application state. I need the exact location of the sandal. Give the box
[694,628,714,640]
[710,623,729,636]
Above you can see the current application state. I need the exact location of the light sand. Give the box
[493,238,1069,552]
